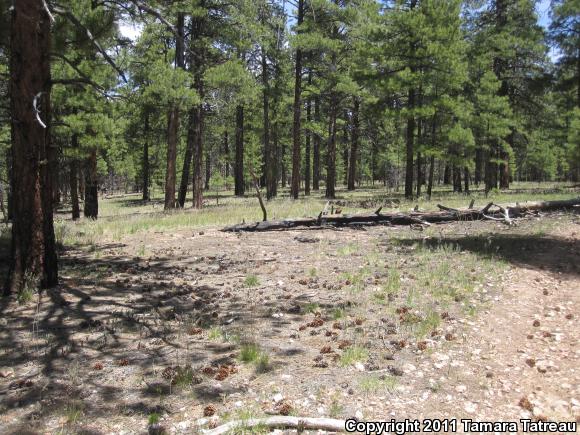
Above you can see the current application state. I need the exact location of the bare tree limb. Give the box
[204,416,346,435]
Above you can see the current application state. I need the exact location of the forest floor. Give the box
[0,185,579,434]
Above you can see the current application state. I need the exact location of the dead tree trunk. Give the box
[6,0,58,294]
[222,198,580,232]
[192,105,204,209]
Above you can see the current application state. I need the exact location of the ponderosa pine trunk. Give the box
[290,0,304,200]
[261,47,275,199]
[84,148,98,219]
[164,12,185,210]
[6,0,58,295]
[427,155,435,199]
[205,151,210,191]
[348,97,359,191]
[223,131,229,178]
[177,110,194,207]
[405,86,415,199]
[326,94,338,199]
[234,105,245,196]
[70,134,80,220]
[192,104,204,208]
[305,90,311,196]
[142,111,150,201]
[313,97,320,191]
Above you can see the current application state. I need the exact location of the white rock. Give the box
[355,410,364,420]
[464,402,477,413]
[354,362,365,372]
[273,393,284,403]
[455,385,467,393]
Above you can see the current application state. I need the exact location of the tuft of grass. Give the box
[331,307,346,320]
[148,412,161,425]
[308,267,318,277]
[339,346,368,367]
[244,274,259,288]
[63,400,84,425]
[358,374,398,393]
[239,343,261,363]
[239,344,271,373]
[414,310,441,338]
[208,327,224,341]
[304,302,320,314]
[173,366,196,388]
[17,287,35,304]
[255,353,270,373]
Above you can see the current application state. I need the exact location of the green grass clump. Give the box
[339,346,369,367]
[244,274,259,288]
[414,310,441,338]
[239,343,261,363]
[358,374,398,393]
[208,327,224,341]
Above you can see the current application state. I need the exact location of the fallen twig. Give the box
[204,416,346,435]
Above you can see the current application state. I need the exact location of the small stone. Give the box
[0,368,14,378]
[532,320,541,327]
[354,362,365,372]
[464,402,477,413]
[455,385,467,393]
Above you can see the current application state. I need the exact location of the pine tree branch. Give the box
[52,5,128,83]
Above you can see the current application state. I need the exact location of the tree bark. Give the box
[6,0,58,294]
[84,149,98,219]
[348,97,359,191]
[262,47,275,200]
[313,96,321,191]
[290,0,304,200]
[70,134,80,220]
[405,87,415,199]
[142,110,150,201]
[427,155,435,199]
[325,94,338,199]
[192,105,204,208]
[305,95,311,196]
[223,130,229,178]
[164,12,185,210]
[234,105,245,196]
[205,150,210,191]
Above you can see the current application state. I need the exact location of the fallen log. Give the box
[204,416,346,435]
[222,197,580,232]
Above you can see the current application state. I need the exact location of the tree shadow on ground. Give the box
[0,241,285,433]
[395,232,580,276]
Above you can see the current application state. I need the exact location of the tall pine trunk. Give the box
[164,12,185,210]
[347,97,359,191]
[84,149,98,219]
[142,111,150,201]
[70,134,80,220]
[405,87,415,199]
[290,0,304,199]
[192,105,204,208]
[313,96,321,191]
[6,0,58,294]
[223,131,229,178]
[305,77,311,196]
[234,105,245,196]
[326,94,338,199]
[262,47,276,200]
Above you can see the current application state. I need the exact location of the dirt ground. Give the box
[0,211,579,434]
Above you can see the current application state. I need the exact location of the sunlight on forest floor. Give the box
[51,181,579,248]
